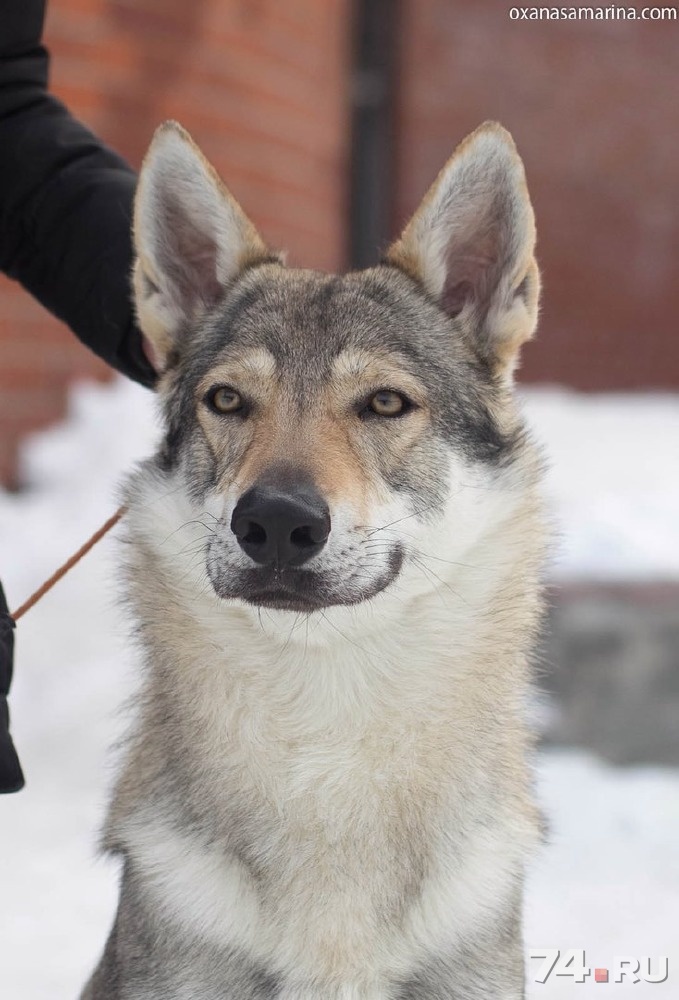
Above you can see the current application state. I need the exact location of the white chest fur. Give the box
[117,608,538,996]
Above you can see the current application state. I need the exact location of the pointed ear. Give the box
[386,122,540,377]
[133,121,275,371]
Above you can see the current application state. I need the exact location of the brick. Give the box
[0,438,19,491]
[396,0,679,390]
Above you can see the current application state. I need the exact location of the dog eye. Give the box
[366,390,410,418]
[206,386,243,414]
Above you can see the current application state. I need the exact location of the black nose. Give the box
[231,486,331,568]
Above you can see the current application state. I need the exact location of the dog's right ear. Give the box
[133,121,273,372]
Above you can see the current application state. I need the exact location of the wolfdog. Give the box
[82,120,546,999]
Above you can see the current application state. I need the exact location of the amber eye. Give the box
[367,390,409,417]
[206,386,243,414]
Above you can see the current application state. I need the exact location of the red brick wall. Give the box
[395,2,679,390]
[0,0,351,486]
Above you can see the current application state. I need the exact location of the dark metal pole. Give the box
[348,0,401,269]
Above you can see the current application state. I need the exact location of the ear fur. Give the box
[133,121,273,371]
[386,122,540,377]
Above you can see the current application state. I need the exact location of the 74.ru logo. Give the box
[529,950,669,984]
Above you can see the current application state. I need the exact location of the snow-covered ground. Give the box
[1,378,678,997]
[523,388,679,582]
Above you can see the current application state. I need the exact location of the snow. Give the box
[525,753,679,995]
[521,388,679,582]
[1,378,678,997]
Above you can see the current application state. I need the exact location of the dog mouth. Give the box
[239,582,327,613]
[208,547,404,612]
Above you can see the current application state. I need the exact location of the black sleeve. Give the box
[0,585,25,794]
[0,0,156,388]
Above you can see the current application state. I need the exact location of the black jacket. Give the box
[0,587,23,793]
[1,0,155,791]
[0,0,155,386]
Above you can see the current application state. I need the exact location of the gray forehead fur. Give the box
[158,262,523,478]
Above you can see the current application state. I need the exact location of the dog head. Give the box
[129,121,540,617]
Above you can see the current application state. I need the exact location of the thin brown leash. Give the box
[10,505,127,623]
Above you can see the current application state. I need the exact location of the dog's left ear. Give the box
[386,122,540,378]
[133,121,274,372]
